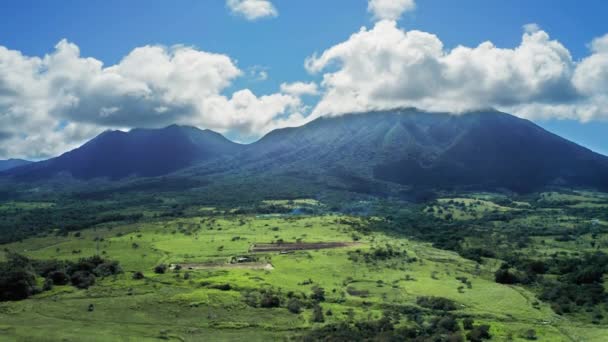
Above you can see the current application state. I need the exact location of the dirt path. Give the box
[174,262,274,270]
[249,242,359,253]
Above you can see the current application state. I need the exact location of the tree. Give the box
[154,264,167,274]
[311,286,325,302]
[48,270,70,285]
[494,268,518,284]
[523,329,537,340]
[312,304,325,323]
[260,291,280,308]
[42,278,54,291]
[71,271,96,289]
[466,325,491,342]
[463,318,474,330]
[287,298,302,314]
[0,253,38,301]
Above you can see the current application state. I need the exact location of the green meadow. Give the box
[1,192,608,341]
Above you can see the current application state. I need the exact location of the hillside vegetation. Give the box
[1,190,607,341]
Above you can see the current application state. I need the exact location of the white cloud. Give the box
[0,40,304,159]
[227,0,278,21]
[368,0,415,21]
[280,82,319,96]
[247,65,269,81]
[523,23,541,34]
[2,20,608,160]
[306,20,608,122]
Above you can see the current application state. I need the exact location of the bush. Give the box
[463,317,475,330]
[71,271,96,289]
[494,268,519,284]
[416,296,457,311]
[312,304,324,323]
[132,271,145,280]
[523,329,537,340]
[287,298,302,314]
[42,278,54,291]
[209,283,232,291]
[311,286,325,302]
[466,325,491,342]
[47,270,70,285]
[260,291,280,308]
[93,261,122,277]
[154,264,167,274]
[0,253,38,301]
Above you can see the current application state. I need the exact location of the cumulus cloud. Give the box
[280,82,319,96]
[306,20,608,122]
[368,0,416,21]
[227,0,278,21]
[0,40,304,159]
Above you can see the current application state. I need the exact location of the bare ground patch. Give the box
[249,242,359,253]
[172,262,274,270]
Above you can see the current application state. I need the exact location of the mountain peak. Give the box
[3,110,608,193]
[3,125,241,180]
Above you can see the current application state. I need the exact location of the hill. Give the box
[3,125,242,180]
[0,159,32,172]
[208,109,608,193]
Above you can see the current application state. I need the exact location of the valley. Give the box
[1,191,607,341]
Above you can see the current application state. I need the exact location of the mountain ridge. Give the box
[0,159,32,172]
[2,109,608,193]
[3,125,241,180]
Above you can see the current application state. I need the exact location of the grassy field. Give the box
[425,197,517,220]
[1,193,608,341]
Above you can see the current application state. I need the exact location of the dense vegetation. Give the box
[0,252,122,301]
[0,189,607,340]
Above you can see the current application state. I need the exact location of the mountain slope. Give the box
[4,125,242,180]
[4,109,608,193]
[196,109,608,193]
[0,159,32,172]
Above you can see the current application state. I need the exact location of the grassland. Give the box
[1,192,608,341]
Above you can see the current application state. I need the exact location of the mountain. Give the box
[194,109,608,194]
[0,159,32,172]
[3,125,242,180]
[4,109,608,193]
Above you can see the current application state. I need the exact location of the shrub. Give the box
[93,261,122,277]
[0,254,38,301]
[132,271,145,280]
[260,291,280,308]
[287,298,302,314]
[466,325,491,342]
[312,304,324,323]
[523,329,537,340]
[210,283,232,291]
[154,264,167,274]
[463,318,475,330]
[42,278,54,291]
[494,268,518,284]
[48,270,70,285]
[71,271,96,289]
[311,286,325,302]
[416,296,457,311]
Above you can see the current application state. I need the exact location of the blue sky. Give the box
[0,0,607,158]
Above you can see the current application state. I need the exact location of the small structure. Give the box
[230,255,256,264]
